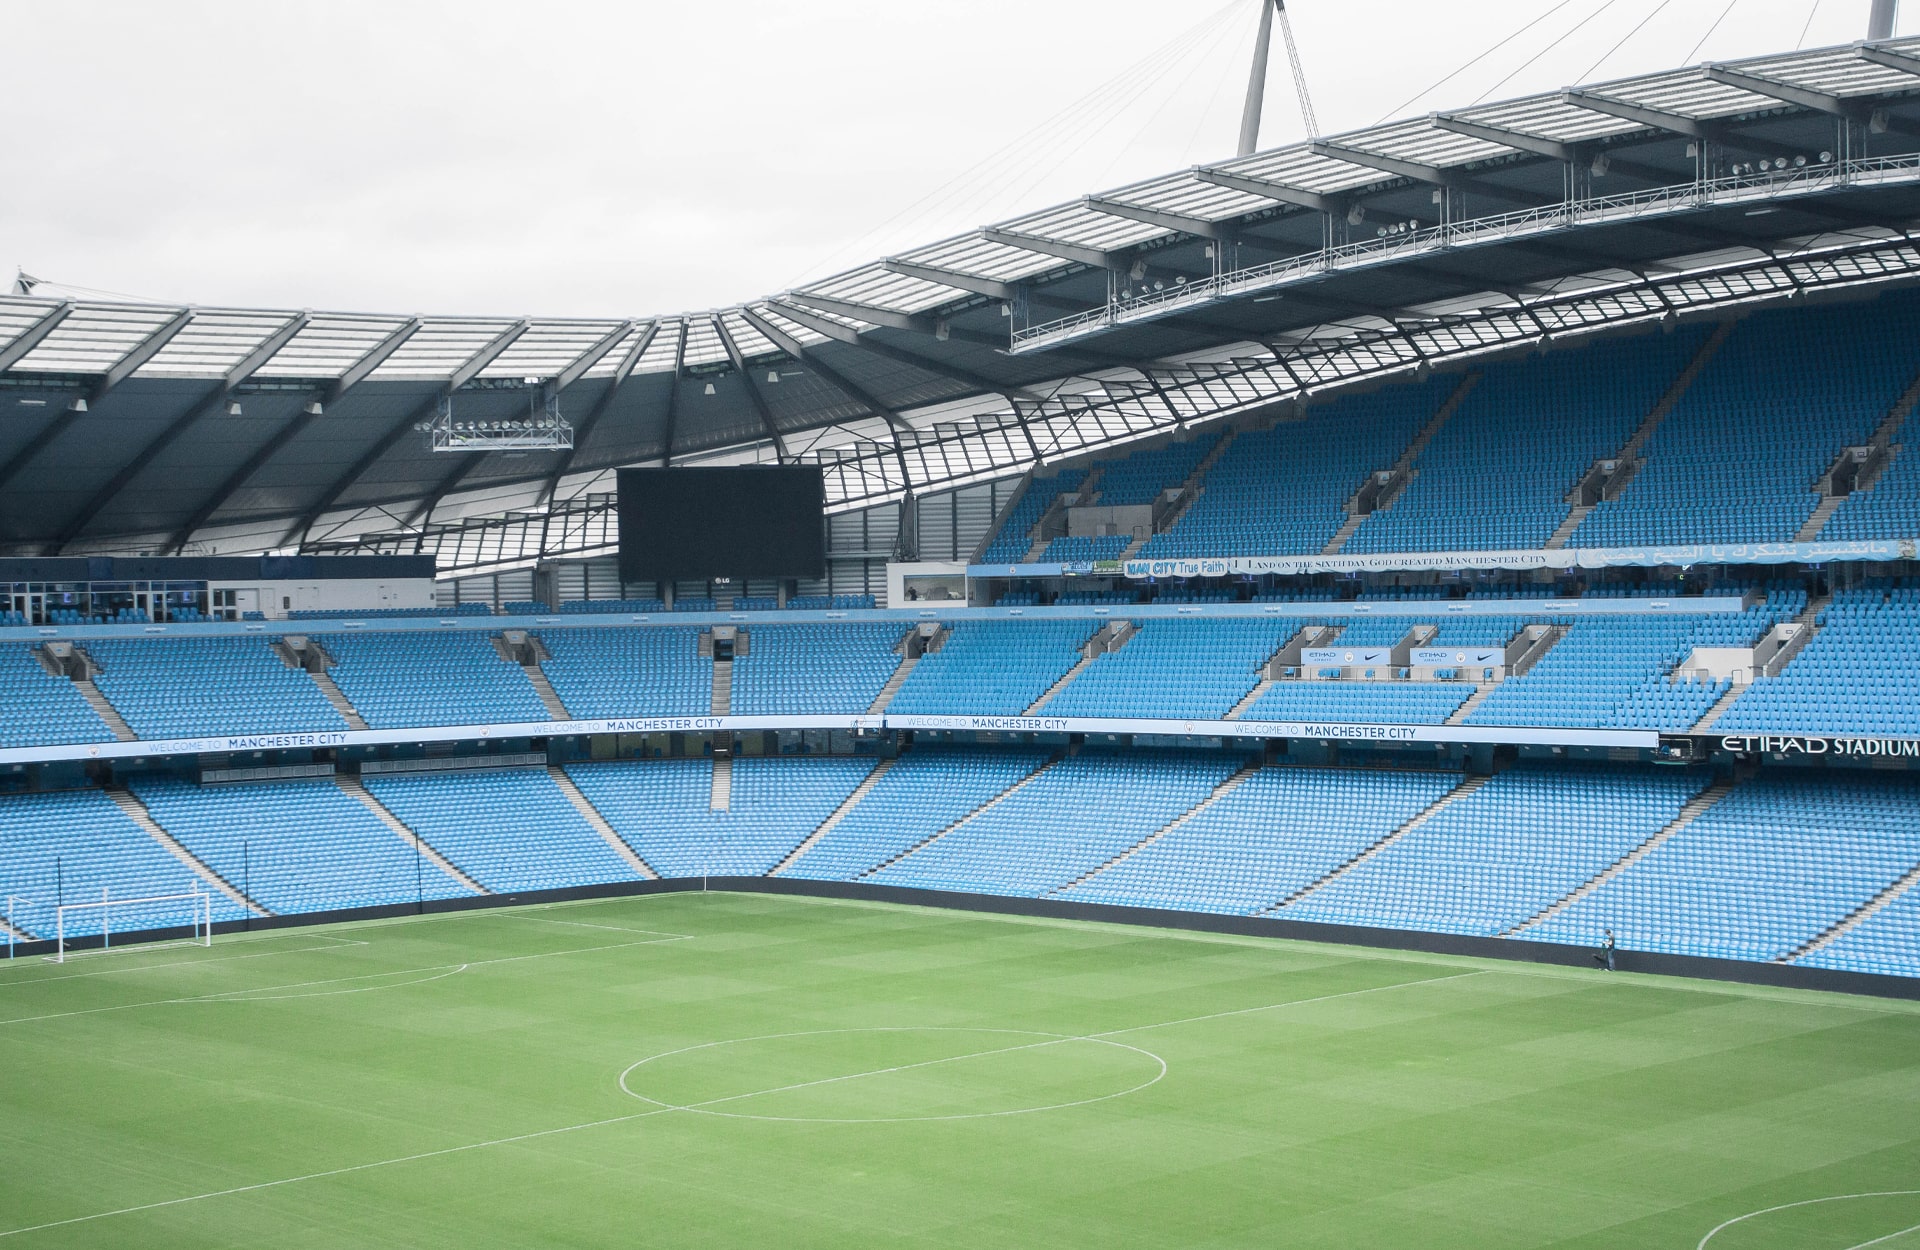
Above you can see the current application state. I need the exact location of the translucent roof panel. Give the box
[749,303,831,349]
[804,264,967,316]
[252,313,415,379]
[897,233,1065,283]
[1101,171,1277,222]
[1216,144,1387,194]
[1334,118,1513,169]
[717,310,779,359]
[999,200,1166,251]
[6,303,184,375]
[1458,94,1645,143]
[635,318,688,373]
[478,320,627,380]
[0,299,69,361]
[680,314,728,368]
[1594,68,1783,120]
[581,321,658,378]
[136,309,302,378]
[1740,44,1920,97]
[368,319,521,380]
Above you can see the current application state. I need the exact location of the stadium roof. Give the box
[9,36,1920,567]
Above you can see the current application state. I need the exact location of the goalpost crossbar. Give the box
[52,890,212,963]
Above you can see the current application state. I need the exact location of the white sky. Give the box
[2,0,1900,319]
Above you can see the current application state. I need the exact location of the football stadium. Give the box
[7,2,1920,1245]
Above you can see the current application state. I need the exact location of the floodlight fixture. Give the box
[67,397,87,412]
[225,400,243,416]
[703,382,716,395]
[766,370,779,383]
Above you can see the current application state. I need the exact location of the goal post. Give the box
[52,890,212,963]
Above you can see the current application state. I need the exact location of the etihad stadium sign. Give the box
[1719,735,1920,757]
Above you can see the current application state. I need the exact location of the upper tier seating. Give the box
[1346,328,1708,553]
[1039,534,1130,563]
[1092,431,1222,506]
[1058,765,1460,914]
[886,620,1095,716]
[321,633,548,729]
[1044,618,1295,720]
[731,624,901,715]
[564,756,875,876]
[1139,375,1452,558]
[540,627,710,717]
[1825,440,1920,541]
[1572,296,1920,546]
[86,637,345,739]
[1529,772,1920,963]
[561,598,667,614]
[980,469,1088,563]
[363,768,642,892]
[1718,586,1920,736]
[867,750,1242,897]
[780,747,1052,880]
[1241,679,1471,724]
[0,647,112,747]
[1802,873,1920,978]
[1277,765,1708,935]
[131,776,469,914]
[0,788,251,938]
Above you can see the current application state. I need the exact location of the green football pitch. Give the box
[2,892,1918,1249]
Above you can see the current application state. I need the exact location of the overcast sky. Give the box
[2,0,1898,319]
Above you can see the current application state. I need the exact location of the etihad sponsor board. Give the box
[1719,735,1920,757]
[1411,648,1504,666]
[1301,647,1392,666]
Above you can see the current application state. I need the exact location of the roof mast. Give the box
[1869,0,1899,40]
[1237,0,1320,157]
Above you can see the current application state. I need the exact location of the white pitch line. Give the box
[0,939,367,987]
[0,935,687,1027]
[0,966,1477,1238]
[1697,1191,1920,1249]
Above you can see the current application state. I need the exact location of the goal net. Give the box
[52,890,213,963]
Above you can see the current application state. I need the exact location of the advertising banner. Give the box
[1411,647,1504,666]
[1120,538,1918,580]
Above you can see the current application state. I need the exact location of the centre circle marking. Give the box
[617,1026,1167,1123]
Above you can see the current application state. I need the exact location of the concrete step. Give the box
[1782,854,1920,963]
[1320,512,1367,555]
[1544,503,1593,550]
[770,757,897,875]
[334,775,488,894]
[1444,681,1499,726]
[547,766,655,879]
[1618,321,1735,462]
[1503,779,1734,936]
[1024,655,1094,714]
[106,787,271,916]
[1225,677,1273,721]
[858,755,1060,879]
[1259,773,1491,915]
[525,665,570,721]
[1689,681,1750,733]
[711,660,732,716]
[711,754,732,811]
[310,669,369,731]
[74,678,136,742]
[1794,493,1845,543]
[0,915,34,943]
[867,655,918,714]
[1048,761,1261,895]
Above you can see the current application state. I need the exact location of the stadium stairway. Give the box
[523,660,569,721]
[332,775,488,895]
[494,632,569,720]
[769,757,899,875]
[72,667,135,742]
[1127,428,1242,558]
[1324,371,1480,555]
[1796,366,1920,540]
[856,753,1063,879]
[1023,467,1105,562]
[1689,680,1750,733]
[867,653,918,714]
[1501,778,1736,936]
[105,785,271,917]
[308,668,369,730]
[1224,625,1330,719]
[1024,622,1128,714]
[1781,853,1920,963]
[545,765,658,879]
[711,654,732,715]
[1547,322,1733,549]
[1700,590,1833,735]
[0,914,32,943]
[711,754,732,811]
[1443,680,1500,725]
[1046,759,1263,895]
[1259,773,1492,913]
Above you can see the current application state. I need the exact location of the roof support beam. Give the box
[98,308,195,397]
[979,227,1126,272]
[657,318,690,467]
[1309,139,1553,207]
[1192,167,1341,214]
[165,318,424,553]
[552,320,639,390]
[540,320,660,505]
[282,319,531,548]
[715,317,790,461]
[738,306,910,434]
[783,292,939,335]
[765,299,1041,401]
[1431,115,1576,162]
[1560,90,1802,160]
[1705,62,1920,139]
[1081,195,1233,240]
[880,258,1019,300]
[1856,44,1920,74]
[0,301,73,372]
[54,312,313,551]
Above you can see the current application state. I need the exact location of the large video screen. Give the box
[616,466,826,582]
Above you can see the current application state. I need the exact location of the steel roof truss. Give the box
[0,301,74,373]
[1192,167,1342,214]
[878,258,1019,301]
[714,316,790,461]
[979,227,1125,272]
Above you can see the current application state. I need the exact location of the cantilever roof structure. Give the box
[8,37,1920,568]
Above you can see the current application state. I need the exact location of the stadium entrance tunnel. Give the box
[617,1026,1166,1123]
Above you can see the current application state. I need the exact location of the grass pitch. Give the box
[2,893,1918,1248]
